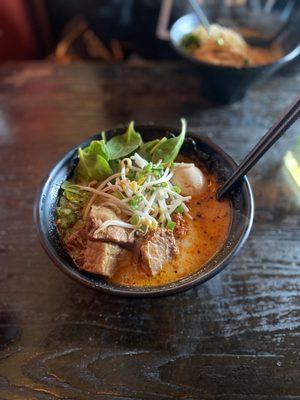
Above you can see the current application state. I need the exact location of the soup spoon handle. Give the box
[217,96,300,200]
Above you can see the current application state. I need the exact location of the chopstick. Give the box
[217,96,300,200]
[188,0,211,33]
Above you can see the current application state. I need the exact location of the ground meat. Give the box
[172,213,189,238]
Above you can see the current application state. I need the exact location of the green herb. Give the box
[74,140,112,182]
[172,185,181,194]
[106,121,142,160]
[143,163,153,173]
[138,140,160,161]
[158,214,165,223]
[243,57,249,66]
[129,195,144,209]
[152,118,187,163]
[167,220,176,230]
[152,165,164,178]
[175,204,184,213]
[56,181,89,229]
[181,33,200,51]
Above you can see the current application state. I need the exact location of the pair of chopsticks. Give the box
[217,96,300,200]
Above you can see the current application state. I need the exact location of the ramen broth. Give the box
[109,164,231,286]
[182,24,283,68]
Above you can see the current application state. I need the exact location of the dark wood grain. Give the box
[0,60,299,399]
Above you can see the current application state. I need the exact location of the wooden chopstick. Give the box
[217,96,300,200]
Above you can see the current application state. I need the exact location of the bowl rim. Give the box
[34,125,254,297]
[170,13,300,71]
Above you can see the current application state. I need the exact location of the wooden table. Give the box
[0,61,299,399]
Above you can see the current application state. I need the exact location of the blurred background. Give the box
[1,0,299,63]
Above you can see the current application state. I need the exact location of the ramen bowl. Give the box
[170,12,300,104]
[34,125,254,297]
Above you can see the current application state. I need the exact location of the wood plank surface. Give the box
[0,60,299,399]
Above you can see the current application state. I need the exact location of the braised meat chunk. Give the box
[140,228,179,276]
[83,240,122,277]
[64,225,87,267]
[64,205,132,277]
[88,205,134,248]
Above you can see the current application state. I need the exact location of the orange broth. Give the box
[109,165,231,287]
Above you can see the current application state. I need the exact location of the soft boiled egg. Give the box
[172,165,206,196]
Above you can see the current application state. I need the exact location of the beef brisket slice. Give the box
[83,240,122,277]
[88,205,134,247]
[140,228,179,276]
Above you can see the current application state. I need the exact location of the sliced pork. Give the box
[83,240,122,277]
[88,205,134,248]
[140,228,179,276]
[64,225,87,267]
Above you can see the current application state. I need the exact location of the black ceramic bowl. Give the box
[35,125,254,297]
[170,13,300,104]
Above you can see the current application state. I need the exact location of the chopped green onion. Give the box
[153,169,164,178]
[143,163,152,173]
[167,221,176,231]
[173,185,181,194]
[129,195,144,209]
[175,204,184,214]
[160,182,168,188]
[158,214,165,223]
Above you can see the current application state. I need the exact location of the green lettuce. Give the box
[106,121,142,160]
[152,118,187,163]
[138,139,160,161]
[74,140,112,182]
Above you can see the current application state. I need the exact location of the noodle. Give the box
[182,24,283,68]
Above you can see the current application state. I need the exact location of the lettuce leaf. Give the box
[86,139,109,160]
[152,118,187,163]
[137,139,161,161]
[74,140,112,182]
[106,121,142,160]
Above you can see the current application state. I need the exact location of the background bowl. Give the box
[170,10,300,104]
[34,125,254,297]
